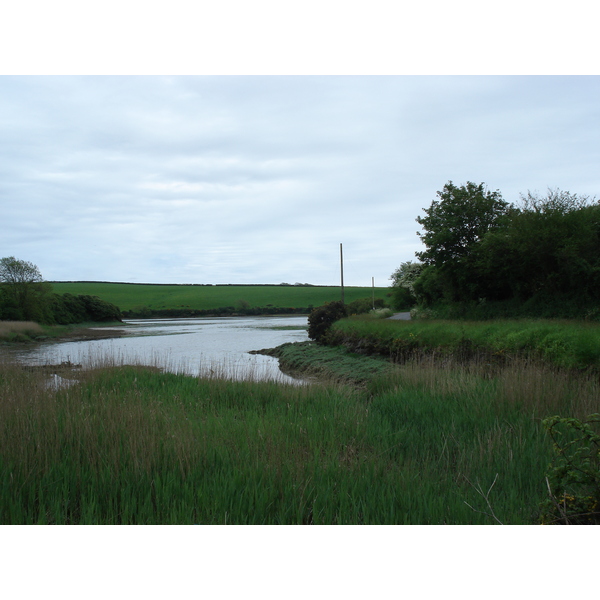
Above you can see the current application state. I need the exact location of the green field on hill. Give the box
[50,282,390,313]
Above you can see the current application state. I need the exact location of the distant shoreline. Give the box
[48,281,370,287]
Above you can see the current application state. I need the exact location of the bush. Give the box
[307,301,347,343]
[390,285,416,310]
[346,297,386,315]
[78,295,122,322]
[49,293,122,324]
[541,414,600,524]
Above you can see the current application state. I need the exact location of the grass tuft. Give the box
[0,321,44,342]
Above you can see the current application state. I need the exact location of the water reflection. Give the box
[6,316,309,384]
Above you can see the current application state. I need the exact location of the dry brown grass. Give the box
[379,355,600,420]
[495,362,600,418]
[0,321,43,340]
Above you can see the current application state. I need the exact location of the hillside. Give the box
[50,282,390,314]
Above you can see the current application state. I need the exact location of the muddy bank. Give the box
[52,324,131,342]
[0,323,131,347]
[252,341,395,386]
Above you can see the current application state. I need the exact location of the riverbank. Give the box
[0,321,129,345]
[255,341,395,386]
[2,317,598,524]
[326,315,600,371]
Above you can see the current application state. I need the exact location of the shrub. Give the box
[78,295,122,322]
[49,293,122,324]
[307,301,347,343]
[540,414,600,524]
[346,297,386,315]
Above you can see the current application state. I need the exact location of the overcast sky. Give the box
[1,75,598,286]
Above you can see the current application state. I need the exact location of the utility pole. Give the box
[372,277,375,310]
[340,243,345,305]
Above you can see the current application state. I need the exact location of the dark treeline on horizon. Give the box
[47,282,357,287]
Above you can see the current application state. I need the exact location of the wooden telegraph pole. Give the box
[372,276,375,310]
[340,243,345,305]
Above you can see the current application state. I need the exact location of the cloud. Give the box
[1,75,599,285]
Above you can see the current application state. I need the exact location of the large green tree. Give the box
[414,181,511,303]
[416,181,510,266]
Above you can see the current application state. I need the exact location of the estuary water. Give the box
[6,316,309,384]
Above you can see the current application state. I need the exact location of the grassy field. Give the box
[50,282,390,313]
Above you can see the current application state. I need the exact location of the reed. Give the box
[0,321,44,341]
[1,347,595,524]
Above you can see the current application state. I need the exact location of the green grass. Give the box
[328,316,600,370]
[262,341,395,385]
[50,282,390,313]
[2,340,597,524]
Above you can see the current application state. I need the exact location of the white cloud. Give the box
[1,76,598,285]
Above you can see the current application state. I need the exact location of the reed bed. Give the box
[1,347,597,524]
[0,321,44,342]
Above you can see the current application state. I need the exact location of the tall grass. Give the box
[329,316,600,370]
[0,321,44,342]
[0,359,381,524]
[2,343,596,524]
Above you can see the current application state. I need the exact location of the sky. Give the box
[2,75,598,287]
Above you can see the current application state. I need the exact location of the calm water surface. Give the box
[6,316,309,384]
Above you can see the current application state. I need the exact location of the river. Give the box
[3,316,309,384]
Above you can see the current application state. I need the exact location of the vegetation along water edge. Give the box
[2,312,599,524]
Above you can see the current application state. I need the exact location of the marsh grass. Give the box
[0,321,44,342]
[0,357,379,524]
[1,343,598,524]
[365,357,600,523]
[263,341,394,385]
[329,316,600,370]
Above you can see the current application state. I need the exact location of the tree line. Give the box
[391,182,600,319]
[0,257,121,324]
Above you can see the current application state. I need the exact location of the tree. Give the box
[416,181,510,266]
[414,181,511,302]
[519,188,594,214]
[389,261,422,308]
[411,186,600,317]
[485,189,600,303]
[0,256,52,321]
